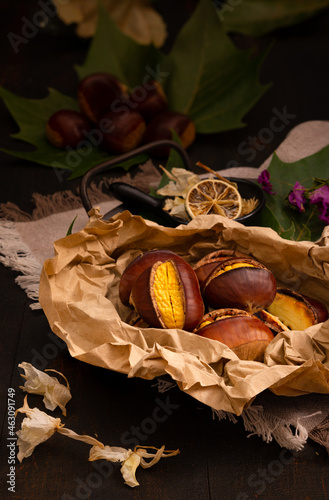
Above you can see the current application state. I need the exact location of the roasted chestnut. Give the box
[266,288,319,330]
[302,294,328,323]
[45,109,92,149]
[202,257,277,313]
[254,309,289,335]
[100,109,146,154]
[78,72,129,124]
[119,249,188,307]
[127,80,168,121]
[143,111,196,157]
[193,249,250,289]
[195,308,274,362]
[130,259,204,332]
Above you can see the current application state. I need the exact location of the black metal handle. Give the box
[79,140,191,214]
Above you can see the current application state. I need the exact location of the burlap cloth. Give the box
[1,120,329,453]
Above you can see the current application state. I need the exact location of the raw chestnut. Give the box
[143,111,196,157]
[45,109,92,149]
[119,249,189,307]
[202,257,277,313]
[78,72,129,124]
[127,80,167,121]
[101,109,146,154]
[130,259,204,332]
[193,249,250,289]
[195,308,274,362]
[266,288,319,330]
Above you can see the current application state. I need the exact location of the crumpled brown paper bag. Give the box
[39,208,329,416]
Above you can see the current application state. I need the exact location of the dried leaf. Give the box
[53,0,167,46]
[157,167,200,197]
[120,452,141,487]
[18,362,72,416]
[15,396,63,462]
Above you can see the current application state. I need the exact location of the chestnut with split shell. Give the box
[266,288,320,330]
[130,259,204,332]
[195,308,274,362]
[202,257,277,313]
[143,111,196,157]
[119,249,188,307]
[45,109,92,149]
[101,109,146,154]
[255,309,289,335]
[128,80,168,121]
[193,249,250,289]
[77,72,129,124]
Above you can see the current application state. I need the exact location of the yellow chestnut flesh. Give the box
[153,261,185,329]
[266,289,317,330]
[131,258,204,331]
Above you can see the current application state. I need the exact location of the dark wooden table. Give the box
[1,2,329,499]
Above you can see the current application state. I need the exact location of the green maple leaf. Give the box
[0,0,269,177]
[0,86,148,179]
[259,146,329,241]
[219,0,329,37]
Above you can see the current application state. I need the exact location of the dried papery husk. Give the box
[18,362,72,416]
[193,249,250,288]
[255,310,289,335]
[119,249,187,307]
[131,259,204,332]
[202,257,277,313]
[195,308,274,362]
[266,288,319,330]
[241,196,260,216]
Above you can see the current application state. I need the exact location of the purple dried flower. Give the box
[288,181,306,212]
[309,185,329,224]
[257,169,276,195]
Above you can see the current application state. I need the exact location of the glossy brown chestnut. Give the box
[78,72,129,124]
[302,294,328,323]
[127,80,168,121]
[195,308,274,362]
[45,109,92,149]
[130,259,204,332]
[266,288,319,330]
[100,109,146,154]
[193,249,250,289]
[119,249,188,307]
[202,257,277,313]
[143,111,196,157]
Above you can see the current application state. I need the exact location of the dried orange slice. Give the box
[185,178,242,219]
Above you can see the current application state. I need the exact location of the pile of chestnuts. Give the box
[118,248,328,363]
[45,72,196,157]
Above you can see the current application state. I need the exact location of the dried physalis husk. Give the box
[18,362,72,416]
[195,308,274,362]
[202,257,277,313]
[131,259,204,332]
[266,288,321,330]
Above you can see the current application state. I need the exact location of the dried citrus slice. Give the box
[185,178,242,219]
